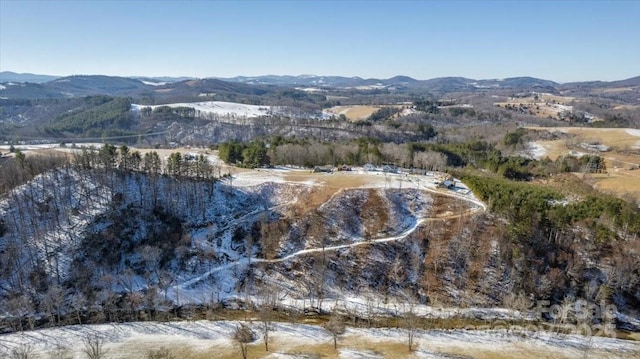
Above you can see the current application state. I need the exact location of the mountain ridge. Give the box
[4,70,638,87]
[0,71,60,83]
[1,72,638,101]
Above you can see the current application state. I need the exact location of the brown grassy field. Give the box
[110,331,634,359]
[528,127,640,202]
[283,171,376,188]
[323,105,382,121]
[281,170,417,217]
[324,105,404,121]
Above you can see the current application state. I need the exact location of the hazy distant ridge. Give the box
[1,71,638,100]
[0,71,60,83]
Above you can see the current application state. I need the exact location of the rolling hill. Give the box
[1,72,638,102]
[0,71,60,83]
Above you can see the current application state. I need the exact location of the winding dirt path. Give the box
[174,175,486,291]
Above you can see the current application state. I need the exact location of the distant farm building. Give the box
[382,164,398,173]
[363,163,378,172]
[313,166,333,173]
[435,174,456,189]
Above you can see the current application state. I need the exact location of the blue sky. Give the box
[1,0,638,82]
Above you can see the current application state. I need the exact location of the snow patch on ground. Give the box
[400,108,417,116]
[624,129,640,149]
[525,142,547,159]
[295,87,326,93]
[626,129,640,137]
[350,84,387,90]
[132,101,272,118]
[553,104,574,112]
[579,143,610,152]
[139,80,167,86]
[1,321,637,359]
[0,143,108,151]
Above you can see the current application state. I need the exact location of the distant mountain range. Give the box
[0,71,193,84]
[0,71,60,84]
[0,75,276,100]
[218,74,561,91]
[1,71,638,101]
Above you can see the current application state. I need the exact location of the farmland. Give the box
[526,127,640,201]
[323,105,409,121]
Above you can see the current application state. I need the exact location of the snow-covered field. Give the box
[132,101,272,118]
[138,80,168,86]
[0,143,105,152]
[295,87,325,93]
[1,320,637,359]
[350,84,387,90]
[0,143,60,151]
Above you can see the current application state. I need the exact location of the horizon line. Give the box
[1,70,639,84]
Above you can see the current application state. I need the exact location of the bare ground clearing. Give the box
[494,93,584,120]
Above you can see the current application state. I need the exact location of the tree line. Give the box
[215,133,609,179]
[69,143,220,180]
[216,136,446,169]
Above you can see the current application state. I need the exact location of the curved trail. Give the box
[174,175,487,291]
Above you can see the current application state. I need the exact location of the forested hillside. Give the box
[43,96,134,137]
[0,143,638,335]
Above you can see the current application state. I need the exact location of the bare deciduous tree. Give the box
[403,303,419,352]
[43,285,67,327]
[309,253,327,311]
[82,336,107,359]
[364,295,375,328]
[8,343,35,359]
[233,323,256,359]
[5,296,33,332]
[68,290,87,325]
[259,288,278,352]
[324,310,346,349]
